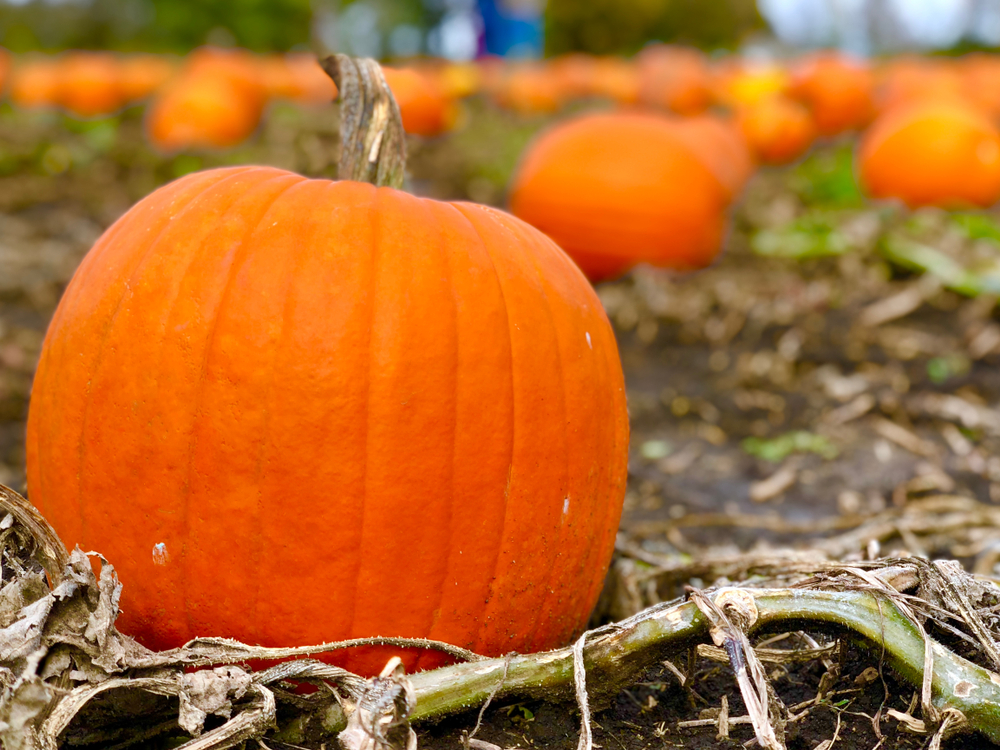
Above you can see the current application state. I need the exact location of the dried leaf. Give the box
[339,657,417,750]
[178,666,253,736]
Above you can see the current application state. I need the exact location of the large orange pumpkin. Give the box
[508,111,731,282]
[858,98,1000,208]
[27,164,629,674]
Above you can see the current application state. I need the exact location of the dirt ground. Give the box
[3,99,1000,749]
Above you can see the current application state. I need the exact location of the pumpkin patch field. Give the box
[6,48,1000,750]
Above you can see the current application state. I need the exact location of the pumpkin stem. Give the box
[321,54,407,190]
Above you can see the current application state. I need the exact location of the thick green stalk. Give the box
[407,589,1000,744]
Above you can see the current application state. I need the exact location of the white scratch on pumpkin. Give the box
[563,497,570,515]
[585,331,592,349]
[152,542,169,566]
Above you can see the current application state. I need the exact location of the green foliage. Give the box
[926,354,971,384]
[952,212,1000,245]
[879,235,1000,297]
[0,0,313,52]
[143,0,313,51]
[545,0,763,56]
[742,431,839,462]
[790,143,865,209]
[751,213,853,260]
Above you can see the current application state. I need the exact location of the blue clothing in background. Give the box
[476,0,544,58]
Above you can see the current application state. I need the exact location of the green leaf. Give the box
[790,144,866,208]
[742,431,839,462]
[751,213,855,260]
[880,235,1000,297]
[952,212,1000,245]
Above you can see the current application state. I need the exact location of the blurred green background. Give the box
[0,0,763,55]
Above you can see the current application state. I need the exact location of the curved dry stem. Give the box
[141,635,485,670]
[321,54,406,189]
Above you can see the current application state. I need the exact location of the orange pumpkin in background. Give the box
[509,111,732,281]
[57,51,125,117]
[858,97,1000,208]
[669,114,756,200]
[548,53,597,100]
[259,53,337,105]
[382,66,458,136]
[789,52,875,136]
[27,163,630,676]
[737,96,816,165]
[636,45,712,115]
[0,48,10,95]
[145,72,264,150]
[957,53,1000,120]
[712,59,791,108]
[9,58,61,109]
[119,54,176,103]
[588,56,640,104]
[490,63,563,115]
[437,61,481,98]
[184,46,266,109]
[874,56,968,113]
[144,47,266,150]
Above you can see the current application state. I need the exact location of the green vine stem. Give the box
[406,589,1000,744]
[321,54,407,189]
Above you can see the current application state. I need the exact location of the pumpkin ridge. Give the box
[134,170,294,636]
[242,178,320,646]
[129,179,276,640]
[499,214,572,652]
[481,210,627,643]
[413,198,461,672]
[529,218,612,644]
[27,190,154,520]
[340,184,382,662]
[450,202,518,655]
[29,168,239,522]
[176,172,306,640]
[72,168,267,550]
[496,209,621,646]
